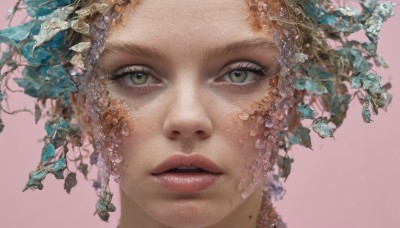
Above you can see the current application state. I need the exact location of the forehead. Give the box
[106,0,275,53]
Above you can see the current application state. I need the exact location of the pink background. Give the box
[0,1,399,227]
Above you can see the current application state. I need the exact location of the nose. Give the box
[163,83,213,140]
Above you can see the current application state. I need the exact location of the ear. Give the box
[70,92,93,135]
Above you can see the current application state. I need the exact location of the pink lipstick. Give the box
[151,154,223,192]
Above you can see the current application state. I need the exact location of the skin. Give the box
[98,0,280,227]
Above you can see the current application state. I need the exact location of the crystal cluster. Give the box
[77,12,131,187]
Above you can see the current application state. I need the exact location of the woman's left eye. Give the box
[221,62,267,84]
[227,70,249,83]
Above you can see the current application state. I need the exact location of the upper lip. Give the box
[151,154,223,175]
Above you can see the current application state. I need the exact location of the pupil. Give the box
[234,71,243,77]
[131,73,147,84]
[229,70,247,83]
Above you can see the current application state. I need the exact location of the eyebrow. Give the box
[102,37,279,61]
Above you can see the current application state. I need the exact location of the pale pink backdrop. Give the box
[0,1,399,228]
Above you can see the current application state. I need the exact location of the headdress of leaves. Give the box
[0,0,395,222]
[0,0,134,221]
[274,0,396,180]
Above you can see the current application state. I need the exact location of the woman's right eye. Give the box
[110,65,158,87]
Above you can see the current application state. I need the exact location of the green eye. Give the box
[228,70,248,83]
[129,72,149,85]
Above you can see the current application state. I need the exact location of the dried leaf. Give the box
[0,118,4,133]
[75,3,109,18]
[78,162,89,179]
[277,155,294,180]
[33,6,75,48]
[34,104,41,124]
[70,42,91,53]
[64,172,77,194]
[70,53,85,69]
[70,20,90,35]
[90,151,99,165]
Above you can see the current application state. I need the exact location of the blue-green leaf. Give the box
[23,169,48,191]
[362,95,372,123]
[41,143,55,163]
[0,21,33,45]
[351,72,382,94]
[288,127,312,148]
[312,118,334,138]
[297,103,314,120]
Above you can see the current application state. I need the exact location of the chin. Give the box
[150,200,227,228]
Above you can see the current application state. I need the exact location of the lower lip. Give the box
[152,172,221,192]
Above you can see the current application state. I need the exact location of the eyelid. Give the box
[224,61,267,76]
[110,65,156,80]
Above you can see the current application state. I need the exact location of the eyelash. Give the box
[224,62,267,77]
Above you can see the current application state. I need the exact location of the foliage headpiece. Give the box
[0,0,395,223]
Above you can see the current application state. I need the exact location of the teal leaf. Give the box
[24,0,73,17]
[41,143,55,163]
[288,127,312,148]
[294,78,328,95]
[51,158,67,172]
[96,190,116,221]
[96,201,110,222]
[362,95,372,123]
[297,103,314,120]
[330,94,351,127]
[317,14,337,25]
[15,65,76,104]
[364,2,396,43]
[337,48,372,72]
[23,170,47,191]
[0,21,33,45]
[64,172,77,194]
[312,118,334,138]
[49,158,66,179]
[0,50,11,66]
[351,72,382,94]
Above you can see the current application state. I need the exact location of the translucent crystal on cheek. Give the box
[250,128,258,137]
[239,112,250,121]
[257,116,265,125]
[265,119,273,128]
[255,139,267,149]
[240,191,248,199]
[110,152,124,164]
[121,123,129,137]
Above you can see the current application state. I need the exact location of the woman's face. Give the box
[100,0,280,227]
